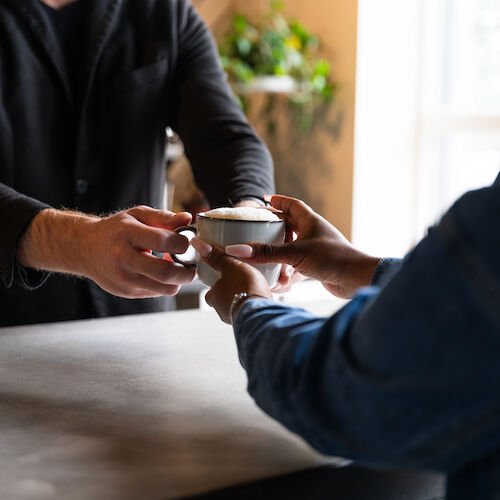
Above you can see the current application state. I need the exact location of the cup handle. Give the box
[171,225,197,268]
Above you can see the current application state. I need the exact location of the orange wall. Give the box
[196,0,358,237]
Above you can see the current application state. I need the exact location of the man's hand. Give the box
[191,238,271,324]
[225,195,381,299]
[17,206,196,298]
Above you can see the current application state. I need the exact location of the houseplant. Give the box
[219,0,338,132]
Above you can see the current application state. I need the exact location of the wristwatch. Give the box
[229,292,266,324]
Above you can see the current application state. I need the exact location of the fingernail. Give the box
[225,244,254,258]
[191,237,213,258]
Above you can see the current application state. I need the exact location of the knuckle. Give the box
[261,243,274,261]
[213,252,230,269]
[158,265,175,283]
[150,231,165,250]
[111,221,133,242]
[166,232,188,253]
[113,211,131,224]
[295,199,313,213]
[128,204,148,215]
[157,262,192,284]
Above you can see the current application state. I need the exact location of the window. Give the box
[353,0,500,257]
[417,0,500,235]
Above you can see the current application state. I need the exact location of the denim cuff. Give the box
[370,257,404,288]
[233,297,276,331]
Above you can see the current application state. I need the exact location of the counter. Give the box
[0,300,444,499]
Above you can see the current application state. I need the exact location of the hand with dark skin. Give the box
[225,195,381,299]
[194,195,380,310]
[190,194,381,323]
[191,238,272,324]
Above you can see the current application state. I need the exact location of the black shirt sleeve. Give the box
[169,1,275,208]
[0,183,51,289]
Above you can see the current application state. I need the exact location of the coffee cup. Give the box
[171,207,285,287]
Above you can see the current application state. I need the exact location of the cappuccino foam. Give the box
[202,207,280,222]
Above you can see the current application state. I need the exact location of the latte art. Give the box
[202,206,281,222]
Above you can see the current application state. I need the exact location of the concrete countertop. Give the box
[0,301,342,500]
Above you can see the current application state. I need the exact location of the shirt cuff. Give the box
[370,257,403,288]
[14,264,50,291]
[229,195,268,207]
[233,297,276,331]
[0,195,51,290]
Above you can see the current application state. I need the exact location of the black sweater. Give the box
[0,0,274,326]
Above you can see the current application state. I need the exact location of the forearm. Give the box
[233,213,500,473]
[234,292,454,471]
[17,208,98,276]
[233,296,378,459]
[333,251,382,297]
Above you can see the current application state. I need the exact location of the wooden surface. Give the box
[0,301,341,500]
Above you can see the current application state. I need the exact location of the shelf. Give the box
[231,75,298,95]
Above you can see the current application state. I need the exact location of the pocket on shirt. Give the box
[97,57,169,199]
[100,55,169,144]
[106,57,169,95]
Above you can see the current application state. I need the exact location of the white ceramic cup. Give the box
[172,213,286,287]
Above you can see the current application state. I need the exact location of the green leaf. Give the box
[313,59,331,76]
[232,60,255,82]
[311,74,326,92]
[233,14,248,34]
[218,2,338,132]
[235,37,252,57]
[289,21,314,47]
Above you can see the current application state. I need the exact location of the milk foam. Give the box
[202,207,280,222]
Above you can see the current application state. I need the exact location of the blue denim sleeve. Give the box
[233,182,500,475]
[369,257,403,287]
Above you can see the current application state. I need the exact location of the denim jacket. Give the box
[233,173,500,500]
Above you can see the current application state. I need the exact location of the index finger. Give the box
[203,244,241,273]
[128,205,192,230]
[130,224,190,254]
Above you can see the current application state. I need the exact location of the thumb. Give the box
[225,242,298,266]
[196,241,240,273]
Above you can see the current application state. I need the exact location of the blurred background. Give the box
[170,0,500,259]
